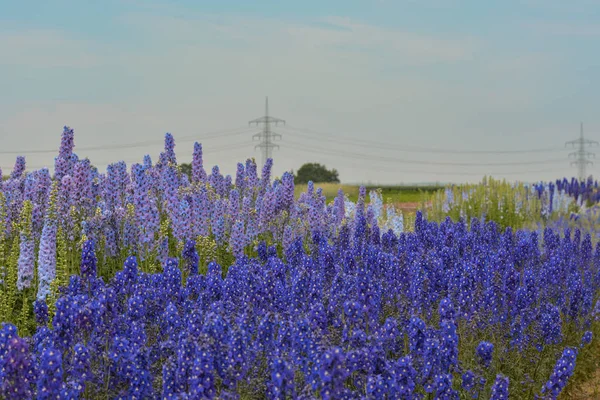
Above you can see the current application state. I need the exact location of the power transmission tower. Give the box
[249,97,285,167]
[566,122,598,181]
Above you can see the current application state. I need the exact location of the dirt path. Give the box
[567,361,600,399]
[395,202,429,212]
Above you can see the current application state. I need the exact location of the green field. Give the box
[294,182,443,205]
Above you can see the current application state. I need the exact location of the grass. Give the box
[294,182,443,204]
[294,183,359,202]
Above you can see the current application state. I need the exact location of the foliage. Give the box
[426,176,579,231]
[179,162,192,179]
[294,183,440,204]
[293,162,340,184]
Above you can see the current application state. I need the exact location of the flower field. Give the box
[0,127,599,399]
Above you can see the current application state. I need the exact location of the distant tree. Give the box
[294,163,340,184]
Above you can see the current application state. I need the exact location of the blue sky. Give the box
[1,0,599,184]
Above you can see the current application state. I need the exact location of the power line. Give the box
[283,139,567,167]
[249,97,285,167]
[566,122,598,181]
[353,164,568,177]
[283,125,566,155]
[0,127,252,155]
[281,140,568,176]
[1,142,253,171]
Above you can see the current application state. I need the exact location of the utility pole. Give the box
[566,122,598,181]
[249,97,285,167]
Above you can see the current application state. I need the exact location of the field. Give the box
[294,183,440,203]
[294,183,439,215]
[0,128,599,399]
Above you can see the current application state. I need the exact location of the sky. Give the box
[1,0,599,184]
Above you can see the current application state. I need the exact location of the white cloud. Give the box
[117,11,479,66]
[311,16,479,63]
[0,29,107,68]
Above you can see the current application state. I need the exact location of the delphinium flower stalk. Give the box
[541,347,578,398]
[209,166,225,198]
[194,185,211,238]
[490,374,509,400]
[259,158,273,195]
[164,132,177,165]
[23,169,51,240]
[245,158,259,194]
[259,190,277,234]
[162,163,180,213]
[211,199,226,246]
[56,175,73,236]
[33,299,48,327]
[182,238,199,275]
[16,200,34,291]
[192,142,207,183]
[132,163,159,258]
[224,174,232,198]
[3,177,24,238]
[54,126,75,181]
[280,171,295,210]
[171,197,191,247]
[0,328,36,398]
[140,154,151,169]
[80,239,97,282]
[229,188,240,222]
[10,156,26,180]
[234,162,245,194]
[476,341,494,368]
[580,331,593,348]
[540,303,563,346]
[36,347,67,398]
[333,189,345,227]
[36,181,59,301]
[70,343,92,397]
[104,163,121,211]
[230,220,247,259]
[71,159,93,216]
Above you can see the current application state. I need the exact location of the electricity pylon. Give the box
[566,122,598,181]
[249,97,285,167]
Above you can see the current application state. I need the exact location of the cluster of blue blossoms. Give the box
[0,209,597,399]
[0,127,598,398]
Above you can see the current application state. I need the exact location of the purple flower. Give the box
[34,300,49,326]
[36,348,65,399]
[37,219,57,300]
[183,239,199,275]
[192,142,207,182]
[230,220,247,259]
[581,331,593,347]
[542,347,578,398]
[490,374,509,400]
[80,239,97,281]
[10,156,26,180]
[476,341,494,368]
[0,335,35,398]
[540,303,563,346]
